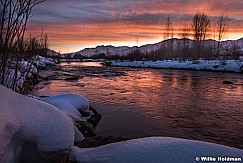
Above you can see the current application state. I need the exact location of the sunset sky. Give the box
[29,0,243,53]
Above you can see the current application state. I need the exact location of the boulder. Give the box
[87,105,102,128]
[75,121,96,138]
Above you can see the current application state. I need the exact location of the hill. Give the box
[59,38,243,60]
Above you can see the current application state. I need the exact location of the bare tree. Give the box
[180,23,190,39]
[164,16,173,40]
[163,16,174,59]
[179,23,191,59]
[216,14,230,56]
[0,0,46,92]
[191,12,211,58]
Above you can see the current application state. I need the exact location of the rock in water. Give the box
[103,72,116,77]
[75,121,96,138]
[64,76,79,81]
[223,81,234,84]
[87,105,102,128]
[76,105,102,138]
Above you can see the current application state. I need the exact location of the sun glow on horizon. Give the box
[29,0,243,54]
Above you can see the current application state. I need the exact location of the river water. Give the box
[33,62,243,149]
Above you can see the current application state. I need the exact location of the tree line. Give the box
[81,12,241,61]
[0,0,47,93]
[135,12,239,61]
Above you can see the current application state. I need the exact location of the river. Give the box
[32,62,243,149]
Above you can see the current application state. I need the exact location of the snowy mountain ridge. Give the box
[47,38,243,58]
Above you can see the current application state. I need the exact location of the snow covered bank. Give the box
[0,85,83,162]
[109,60,243,72]
[0,55,56,93]
[38,94,93,122]
[70,137,243,163]
[1,60,38,91]
[34,55,56,69]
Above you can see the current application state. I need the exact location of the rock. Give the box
[76,136,128,148]
[223,81,234,84]
[213,65,219,69]
[64,76,79,81]
[102,61,112,66]
[87,105,102,128]
[75,105,102,138]
[75,121,96,138]
[103,72,116,77]
[80,110,90,117]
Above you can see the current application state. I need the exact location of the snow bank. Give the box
[70,137,243,163]
[2,60,38,91]
[34,55,56,68]
[110,60,243,72]
[0,85,83,162]
[39,94,92,122]
[3,69,26,90]
[1,55,57,91]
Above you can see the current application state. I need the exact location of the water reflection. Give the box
[60,61,102,67]
[33,62,243,149]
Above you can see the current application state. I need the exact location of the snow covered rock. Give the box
[19,60,38,75]
[34,55,56,69]
[39,94,92,122]
[0,85,83,162]
[70,137,243,163]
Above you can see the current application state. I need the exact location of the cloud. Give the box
[28,0,243,53]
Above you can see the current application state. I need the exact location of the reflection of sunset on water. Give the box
[59,62,103,67]
[33,63,243,149]
[221,85,243,100]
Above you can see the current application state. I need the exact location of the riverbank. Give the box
[105,60,243,73]
[4,60,241,162]
[0,55,57,94]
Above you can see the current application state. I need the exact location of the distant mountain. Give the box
[60,38,243,59]
[46,49,60,57]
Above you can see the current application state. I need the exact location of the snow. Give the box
[38,94,92,122]
[70,45,137,58]
[1,60,38,91]
[1,55,56,91]
[109,60,243,72]
[19,60,38,75]
[34,55,56,68]
[0,85,84,162]
[70,137,243,163]
[3,69,26,90]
